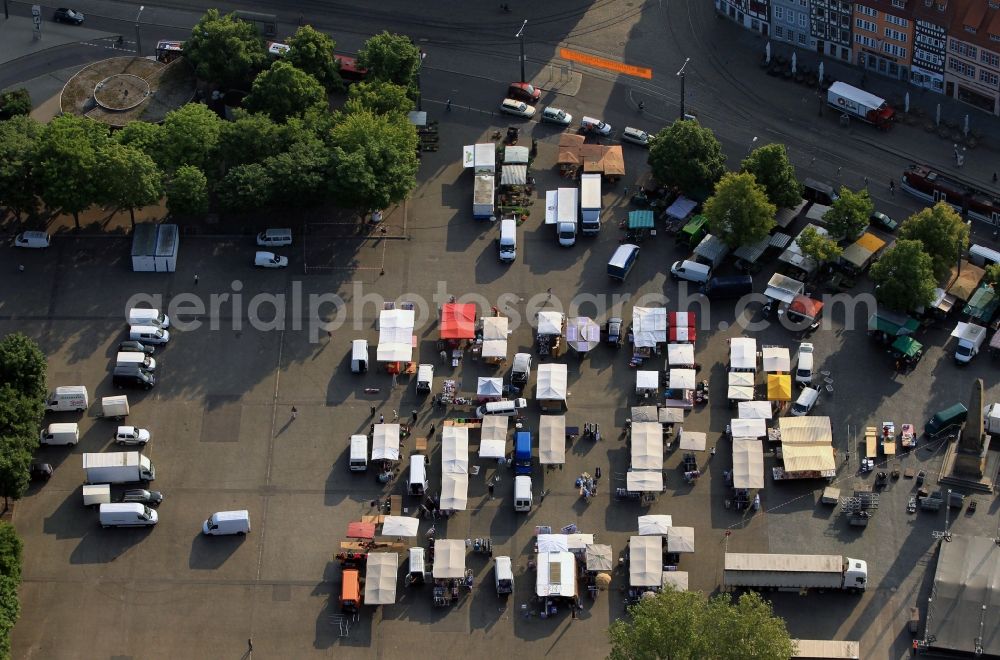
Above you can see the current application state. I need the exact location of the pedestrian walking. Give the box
[595,466,602,481]
[889,180,895,195]
[379,414,384,424]
[248,638,253,652]
[411,410,418,423]
[446,98,452,111]
[371,404,376,417]
[392,409,398,422]
[428,424,435,436]
[864,176,869,188]
[488,482,495,499]
[194,274,199,285]
[710,446,716,457]
[994,172,998,183]
[291,406,298,419]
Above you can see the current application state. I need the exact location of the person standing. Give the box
[488,482,495,499]
[379,414,384,424]
[371,404,376,417]
[411,410,418,423]
[428,424,435,436]
[291,406,298,419]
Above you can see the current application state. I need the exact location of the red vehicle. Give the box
[507,82,541,103]
[901,164,1000,226]
[337,55,368,84]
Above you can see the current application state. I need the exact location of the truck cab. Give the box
[843,557,868,591]
[514,431,532,476]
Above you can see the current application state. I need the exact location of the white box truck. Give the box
[985,403,1000,437]
[82,452,155,484]
[473,174,495,220]
[723,553,868,593]
[556,187,578,247]
[579,173,602,235]
[826,81,895,129]
[951,321,987,364]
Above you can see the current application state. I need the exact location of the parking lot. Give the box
[6,113,1000,659]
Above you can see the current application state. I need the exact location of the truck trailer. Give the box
[826,82,894,129]
[723,552,868,593]
[82,451,155,484]
[556,187,579,246]
[473,174,495,220]
[579,173,602,235]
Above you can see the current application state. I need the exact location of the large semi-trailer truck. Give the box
[723,553,868,593]
[83,452,155,484]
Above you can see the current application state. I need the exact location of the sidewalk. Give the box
[0,15,111,66]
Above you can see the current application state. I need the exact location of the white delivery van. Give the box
[99,502,158,528]
[129,325,170,344]
[408,546,427,585]
[476,398,528,418]
[416,363,434,395]
[498,218,517,263]
[494,555,514,595]
[795,343,814,385]
[40,422,80,446]
[82,484,111,508]
[127,308,170,329]
[256,228,293,247]
[670,260,711,283]
[203,510,251,535]
[514,475,532,512]
[46,386,89,412]
[350,339,369,373]
[13,231,51,248]
[608,244,640,281]
[116,351,156,371]
[791,387,820,416]
[349,435,368,472]
[408,455,428,496]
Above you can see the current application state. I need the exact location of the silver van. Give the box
[129,325,170,344]
[203,510,251,535]
[408,455,428,496]
[514,475,532,512]
[476,398,528,418]
[670,259,711,283]
[116,351,156,371]
[350,339,369,373]
[622,126,651,146]
[608,244,639,281]
[494,555,514,596]
[580,116,612,135]
[256,228,293,246]
[499,218,517,263]
[40,422,80,446]
[127,308,169,329]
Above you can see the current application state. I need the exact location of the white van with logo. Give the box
[349,435,368,472]
[116,351,156,371]
[46,386,89,412]
[99,502,158,528]
[514,475,532,512]
[499,218,517,263]
[129,325,170,344]
[127,308,170,329]
[202,510,251,535]
[408,455,428,496]
[670,260,711,283]
[476,398,528,418]
[40,422,80,446]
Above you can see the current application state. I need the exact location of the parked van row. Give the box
[119,308,169,390]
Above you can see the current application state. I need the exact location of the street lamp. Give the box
[135,5,145,56]
[748,136,758,154]
[676,57,690,121]
[417,50,426,111]
[516,20,527,83]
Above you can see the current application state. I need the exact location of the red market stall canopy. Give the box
[441,303,477,339]
[788,295,824,323]
[346,521,376,539]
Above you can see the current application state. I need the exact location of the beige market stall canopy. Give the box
[536,363,568,402]
[777,416,835,473]
[381,516,419,537]
[679,431,707,451]
[762,346,791,372]
[626,470,663,492]
[364,552,399,605]
[585,544,614,572]
[638,514,673,536]
[667,343,695,366]
[631,422,664,470]
[481,316,509,360]
[440,473,469,510]
[377,309,415,362]
[730,337,757,371]
[738,401,772,419]
[441,426,469,474]
[432,539,466,578]
[372,424,401,460]
[661,571,689,591]
[629,535,662,587]
[479,415,508,458]
[730,418,767,439]
[539,415,567,464]
[631,405,659,422]
[732,438,765,489]
[666,526,695,553]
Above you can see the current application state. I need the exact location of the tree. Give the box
[244,61,327,122]
[648,119,727,198]
[984,263,1000,288]
[741,143,801,208]
[356,31,422,95]
[95,143,164,227]
[0,116,42,221]
[286,25,343,91]
[160,103,223,174]
[823,187,873,241]
[796,225,842,266]
[0,522,21,660]
[870,239,937,312]
[608,588,795,660]
[0,333,49,403]
[183,9,267,89]
[217,111,286,168]
[263,133,331,207]
[344,79,414,116]
[0,439,32,511]
[898,202,969,282]
[327,109,419,218]
[34,115,108,228]
[217,163,273,212]
[0,88,32,120]
[165,165,209,218]
[115,121,165,168]
[703,172,776,248]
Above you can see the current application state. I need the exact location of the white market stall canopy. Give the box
[679,431,707,451]
[372,424,400,460]
[730,418,767,439]
[432,539,466,578]
[539,415,567,464]
[738,401,772,419]
[728,386,754,401]
[777,416,835,473]
[364,552,399,605]
[732,438,765,489]
[536,551,577,597]
[479,415,508,458]
[659,408,685,424]
[638,514,673,536]
[631,422,664,470]
[381,516,419,537]
[567,533,595,551]
[441,427,469,474]
[762,346,791,372]
[632,307,667,348]
[626,470,663,492]
[504,145,529,164]
[440,473,469,510]
[669,368,696,390]
[629,535,662,587]
[536,363,568,401]
[481,316,509,359]
[667,343,695,366]
[537,311,565,336]
[666,526,695,553]
[537,534,569,552]
[501,164,527,186]
[377,309,415,362]
[586,544,614,572]
[661,571,689,591]
[477,377,504,398]
[462,143,496,172]
[631,405,659,422]
[764,272,805,305]
[730,338,757,371]
[728,371,755,387]
[566,317,601,353]
[636,370,659,392]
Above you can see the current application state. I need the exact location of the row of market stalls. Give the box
[441,427,470,513]
[726,338,794,408]
[556,133,625,181]
[626,519,695,602]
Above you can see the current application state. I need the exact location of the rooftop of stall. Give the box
[131,223,179,272]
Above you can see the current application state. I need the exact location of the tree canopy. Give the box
[356,31,422,95]
[183,9,268,89]
[870,239,937,312]
[34,115,108,228]
[0,333,47,404]
[608,588,795,660]
[344,79,414,116]
[217,162,273,212]
[796,225,842,265]
[898,202,969,282]
[263,132,330,207]
[244,61,327,122]
[648,120,726,198]
[822,187,873,241]
[0,115,42,221]
[0,522,22,660]
[286,25,343,91]
[0,88,32,120]
[160,103,223,174]
[96,143,164,226]
[166,165,209,218]
[984,263,1000,288]
[741,143,802,208]
[703,171,776,248]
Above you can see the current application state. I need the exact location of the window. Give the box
[950,40,978,58]
[882,43,907,58]
[800,13,807,26]
[949,58,975,76]
[884,27,908,42]
[856,34,879,48]
[885,13,909,27]
[981,51,1000,66]
[776,25,785,37]
[965,25,977,34]
[775,6,784,19]
[892,0,906,7]
[979,70,999,85]
[857,4,878,16]
[991,33,1000,42]
[857,18,877,31]
[798,32,808,44]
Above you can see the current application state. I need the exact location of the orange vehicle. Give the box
[340,568,362,612]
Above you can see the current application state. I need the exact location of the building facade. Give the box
[772,0,820,48]
[717,0,772,35]
[852,0,915,80]
[944,1,1000,115]
[810,0,855,60]
[910,0,954,92]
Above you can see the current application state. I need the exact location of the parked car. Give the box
[870,211,898,232]
[621,127,651,146]
[540,107,572,125]
[254,251,288,268]
[499,98,536,119]
[30,463,53,481]
[121,489,163,506]
[113,371,155,390]
[507,82,541,103]
[53,8,85,24]
[114,426,150,446]
[580,116,612,135]
[605,317,623,346]
[118,340,155,355]
[13,231,51,248]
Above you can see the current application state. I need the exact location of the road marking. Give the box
[559,48,652,80]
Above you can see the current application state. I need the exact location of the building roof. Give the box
[948,0,1000,51]
[926,534,1000,656]
[909,0,957,28]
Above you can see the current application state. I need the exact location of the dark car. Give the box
[30,463,53,481]
[870,211,898,232]
[121,489,163,506]
[113,371,155,390]
[507,82,541,103]
[53,8,85,24]
[118,340,155,355]
[605,317,623,346]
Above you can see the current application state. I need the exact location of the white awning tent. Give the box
[679,431,707,451]
[566,317,601,353]
[629,536,662,586]
[667,343,695,366]
[441,427,469,474]
[730,338,757,371]
[728,386,754,401]
[479,415,508,458]
[481,316,508,359]
[537,311,564,336]
[432,539,466,578]
[777,416,836,473]
[630,422,664,470]
[536,363,568,401]
[536,551,577,597]
[632,307,668,347]
[732,438,765,489]
[377,309,415,362]
[631,405,659,422]
[666,526,695,553]
[567,533,595,552]
[764,272,805,305]
[728,372,754,390]
[661,571,689,591]
[762,346,791,372]
[626,470,663,492]
[537,534,569,552]
[738,401,772,419]
[636,370,659,392]
[381,516,419,537]
[539,415,567,464]
[462,143,496,172]
[585,544,614,572]
[364,552,399,605]
[638,514,673,536]
[477,377,504,398]
[730,418,767,439]
[504,145,529,164]
[372,424,401,460]
[669,368,696,390]
[659,408,684,423]
[440,473,469,510]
